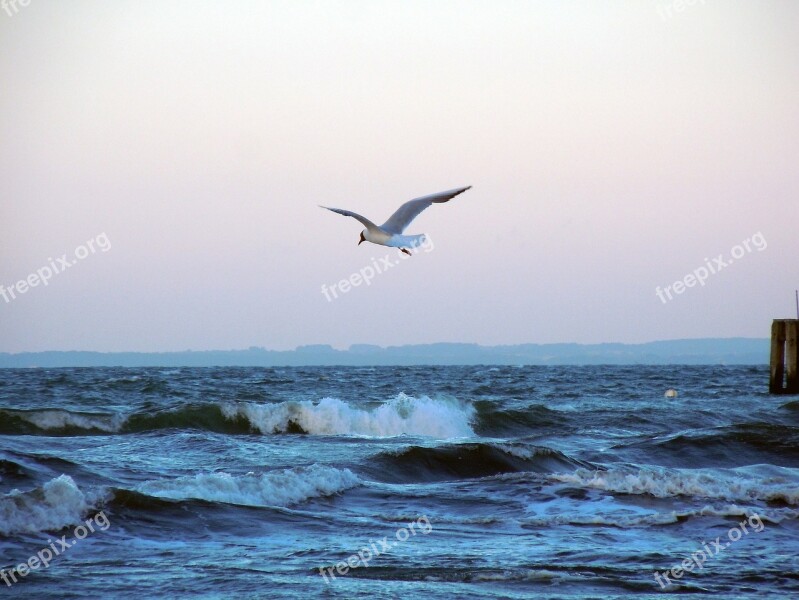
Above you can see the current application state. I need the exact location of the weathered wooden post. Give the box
[787,320,799,394]
[770,319,799,394]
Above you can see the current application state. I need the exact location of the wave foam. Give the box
[523,502,799,528]
[2,408,125,433]
[0,474,91,535]
[136,465,360,507]
[551,467,799,504]
[222,393,475,438]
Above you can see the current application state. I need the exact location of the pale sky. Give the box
[1,0,798,353]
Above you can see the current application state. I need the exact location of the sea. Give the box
[1,365,798,599]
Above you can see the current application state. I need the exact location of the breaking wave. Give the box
[0,408,126,435]
[0,474,96,535]
[0,394,476,439]
[366,442,593,483]
[551,466,799,504]
[221,393,476,438]
[134,465,360,508]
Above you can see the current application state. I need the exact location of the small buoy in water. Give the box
[664,389,678,398]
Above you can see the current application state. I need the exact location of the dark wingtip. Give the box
[433,186,472,204]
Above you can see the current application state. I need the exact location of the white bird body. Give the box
[321,186,471,254]
[364,230,426,249]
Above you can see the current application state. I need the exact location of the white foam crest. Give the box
[0,475,90,535]
[493,444,556,460]
[526,503,798,527]
[15,409,125,432]
[523,512,681,527]
[472,570,562,583]
[136,464,360,507]
[221,393,475,438]
[106,375,141,383]
[693,503,798,523]
[551,468,799,504]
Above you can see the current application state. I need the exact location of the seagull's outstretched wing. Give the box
[380,186,471,234]
[320,206,380,232]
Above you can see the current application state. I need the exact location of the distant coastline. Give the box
[0,338,768,368]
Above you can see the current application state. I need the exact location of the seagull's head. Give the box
[358,231,366,246]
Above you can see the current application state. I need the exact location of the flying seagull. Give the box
[321,186,471,255]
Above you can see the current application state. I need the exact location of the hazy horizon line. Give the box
[0,336,769,355]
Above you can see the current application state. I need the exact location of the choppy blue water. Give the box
[1,365,798,599]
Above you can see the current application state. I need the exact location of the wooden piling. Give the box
[770,319,799,394]
[787,320,799,393]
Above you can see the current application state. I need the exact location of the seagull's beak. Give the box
[358,233,365,245]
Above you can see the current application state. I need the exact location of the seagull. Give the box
[321,186,471,255]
